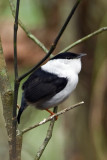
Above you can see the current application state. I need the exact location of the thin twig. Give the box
[12,0,20,159]
[18,101,84,135]
[18,0,81,82]
[35,106,58,160]
[8,0,49,54]
[61,27,107,52]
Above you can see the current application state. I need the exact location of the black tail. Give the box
[17,93,28,124]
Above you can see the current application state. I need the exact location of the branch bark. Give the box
[35,106,58,160]
[11,0,21,159]
[0,38,22,160]
[18,101,84,135]
[0,38,13,159]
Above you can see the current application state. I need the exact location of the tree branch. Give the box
[12,0,22,159]
[0,38,13,159]
[18,101,84,135]
[61,27,107,52]
[18,0,81,82]
[35,106,58,160]
[8,0,49,54]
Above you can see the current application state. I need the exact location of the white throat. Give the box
[42,58,82,78]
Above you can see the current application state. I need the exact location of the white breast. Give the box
[41,58,81,108]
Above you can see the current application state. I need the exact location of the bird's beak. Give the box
[77,53,87,58]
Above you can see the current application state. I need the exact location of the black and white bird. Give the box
[17,52,86,123]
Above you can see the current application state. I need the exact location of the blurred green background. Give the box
[0,0,107,160]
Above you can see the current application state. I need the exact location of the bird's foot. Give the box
[45,109,58,120]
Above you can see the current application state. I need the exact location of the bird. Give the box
[17,52,86,123]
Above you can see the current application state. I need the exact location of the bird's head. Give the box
[50,52,86,74]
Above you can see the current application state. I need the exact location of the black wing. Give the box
[22,68,68,103]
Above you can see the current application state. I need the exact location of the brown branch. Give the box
[12,0,20,159]
[35,106,58,160]
[0,38,22,160]
[0,38,13,159]
[18,101,84,135]
[11,0,22,159]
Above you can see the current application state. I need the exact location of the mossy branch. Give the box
[8,0,48,54]
[18,101,84,135]
[35,107,58,160]
[61,27,107,52]
[0,38,13,159]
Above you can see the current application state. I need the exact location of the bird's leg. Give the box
[45,109,58,120]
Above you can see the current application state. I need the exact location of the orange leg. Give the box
[45,109,58,120]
